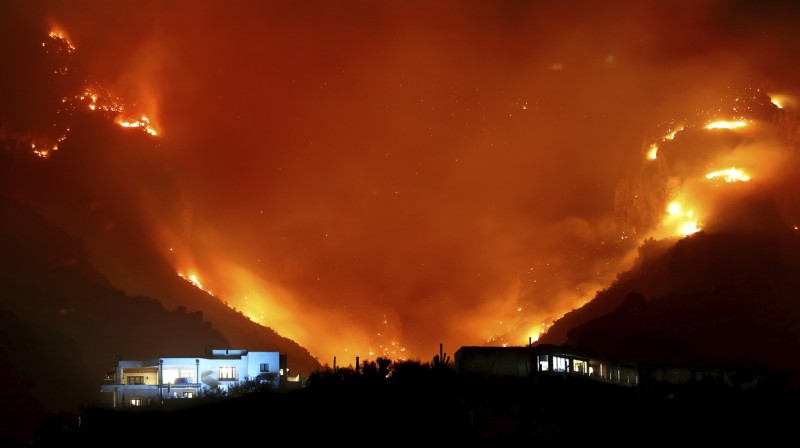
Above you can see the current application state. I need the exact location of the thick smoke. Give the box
[3,0,800,362]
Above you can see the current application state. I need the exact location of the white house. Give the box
[100,348,284,408]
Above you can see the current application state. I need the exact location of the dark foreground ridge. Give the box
[28,358,800,447]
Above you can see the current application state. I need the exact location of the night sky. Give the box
[3,0,800,364]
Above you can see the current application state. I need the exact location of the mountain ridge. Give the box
[539,195,800,371]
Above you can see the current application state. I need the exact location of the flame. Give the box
[115,116,159,136]
[34,24,790,363]
[769,93,791,109]
[663,201,700,236]
[705,120,748,130]
[178,272,214,296]
[75,87,124,113]
[30,26,161,159]
[46,29,76,54]
[662,126,683,141]
[527,322,551,343]
[705,167,751,183]
[656,168,751,240]
[646,143,658,160]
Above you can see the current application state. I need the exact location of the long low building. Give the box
[454,344,639,387]
[100,348,286,408]
[454,344,795,396]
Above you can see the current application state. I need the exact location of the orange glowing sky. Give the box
[3,0,800,365]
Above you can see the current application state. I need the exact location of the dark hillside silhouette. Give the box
[35,356,800,447]
[0,193,318,444]
[540,195,800,371]
[1,123,321,379]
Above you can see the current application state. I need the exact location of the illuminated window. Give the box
[130,398,142,407]
[127,376,144,385]
[183,392,194,398]
[164,369,197,384]
[260,363,269,372]
[573,359,587,375]
[219,366,237,380]
[553,356,569,372]
[163,369,179,384]
[537,354,549,372]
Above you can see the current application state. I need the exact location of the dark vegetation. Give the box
[541,197,800,372]
[25,355,800,447]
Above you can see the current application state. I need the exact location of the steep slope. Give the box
[0,116,321,378]
[539,195,800,370]
[0,193,235,442]
[0,181,323,443]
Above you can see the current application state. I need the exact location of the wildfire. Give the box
[527,322,551,343]
[76,87,124,114]
[28,26,161,159]
[705,167,751,183]
[662,126,683,141]
[646,143,658,160]
[115,116,159,136]
[645,126,684,161]
[178,273,214,296]
[769,93,790,109]
[45,29,76,54]
[664,201,700,236]
[652,125,754,239]
[705,120,748,130]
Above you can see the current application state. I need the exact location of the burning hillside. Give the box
[4,1,800,368]
[537,89,800,365]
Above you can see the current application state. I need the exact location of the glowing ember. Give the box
[705,167,751,183]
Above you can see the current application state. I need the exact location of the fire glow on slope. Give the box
[31,26,791,365]
[12,5,800,372]
[651,118,757,239]
[522,94,786,346]
[174,258,410,362]
[30,26,160,159]
[768,92,796,110]
[178,272,214,296]
[705,120,749,130]
[645,127,685,161]
[706,167,751,183]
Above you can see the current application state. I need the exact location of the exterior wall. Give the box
[199,357,247,391]
[246,351,281,385]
